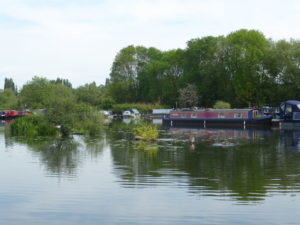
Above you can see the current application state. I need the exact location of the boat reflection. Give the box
[167,127,271,148]
[280,129,300,151]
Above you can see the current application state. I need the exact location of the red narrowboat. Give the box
[163,108,272,128]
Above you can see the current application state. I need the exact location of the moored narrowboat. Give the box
[0,110,29,120]
[163,108,272,128]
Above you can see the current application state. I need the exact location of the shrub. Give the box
[73,111,104,135]
[8,114,58,137]
[213,100,231,109]
[133,123,159,140]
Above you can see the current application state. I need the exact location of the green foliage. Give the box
[133,123,159,140]
[75,82,104,106]
[4,78,17,93]
[8,115,58,137]
[213,100,231,109]
[0,89,18,109]
[100,97,116,110]
[72,106,104,135]
[50,78,73,88]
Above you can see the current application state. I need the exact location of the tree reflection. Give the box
[4,133,106,177]
[108,127,300,202]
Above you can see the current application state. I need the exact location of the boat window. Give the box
[181,113,186,118]
[218,113,225,118]
[286,105,292,113]
[234,113,242,118]
[191,113,197,118]
[280,103,285,112]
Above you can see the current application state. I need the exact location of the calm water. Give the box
[1,122,300,225]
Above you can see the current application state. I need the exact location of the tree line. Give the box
[107,29,300,108]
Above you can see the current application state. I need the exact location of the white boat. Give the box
[122,109,141,118]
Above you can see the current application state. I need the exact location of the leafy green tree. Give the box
[20,77,53,109]
[108,45,161,103]
[224,29,269,107]
[75,82,104,106]
[4,78,17,93]
[0,89,18,109]
[183,36,231,107]
[50,78,72,88]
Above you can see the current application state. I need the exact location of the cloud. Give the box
[0,0,300,89]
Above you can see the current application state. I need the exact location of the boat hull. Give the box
[163,116,272,128]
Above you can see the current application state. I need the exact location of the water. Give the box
[1,123,300,224]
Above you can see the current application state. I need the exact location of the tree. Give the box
[224,29,269,107]
[178,84,199,108]
[108,45,161,103]
[0,89,18,109]
[50,78,73,88]
[75,82,104,106]
[20,76,74,109]
[4,78,17,93]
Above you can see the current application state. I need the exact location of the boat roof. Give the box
[171,108,252,112]
[284,100,300,105]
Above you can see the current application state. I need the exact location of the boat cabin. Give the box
[279,100,300,121]
[169,108,262,120]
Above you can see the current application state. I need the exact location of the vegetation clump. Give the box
[8,115,58,137]
[133,123,159,141]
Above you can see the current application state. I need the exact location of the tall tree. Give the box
[224,29,269,107]
[0,89,18,109]
[75,82,104,106]
[108,45,161,103]
[4,78,17,93]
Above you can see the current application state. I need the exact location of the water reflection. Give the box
[108,127,300,202]
[280,129,300,151]
[3,123,300,203]
[4,134,106,177]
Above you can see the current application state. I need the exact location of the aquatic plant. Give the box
[133,123,159,140]
[8,114,58,137]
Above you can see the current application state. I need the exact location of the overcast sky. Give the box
[0,0,299,89]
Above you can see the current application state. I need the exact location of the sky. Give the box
[0,0,299,89]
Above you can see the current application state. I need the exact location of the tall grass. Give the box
[8,115,58,137]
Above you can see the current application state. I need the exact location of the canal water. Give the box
[1,122,300,225]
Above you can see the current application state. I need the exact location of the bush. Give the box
[213,100,231,109]
[133,123,159,140]
[73,110,104,135]
[8,115,58,137]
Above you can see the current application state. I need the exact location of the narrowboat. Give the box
[0,110,29,120]
[163,108,272,128]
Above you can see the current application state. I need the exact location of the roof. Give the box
[284,100,300,105]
